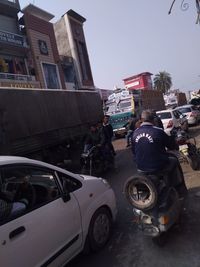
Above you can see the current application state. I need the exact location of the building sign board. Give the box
[0,81,38,89]
[0,30,24,47]
[125,80,140,89]
[38,40,48,55]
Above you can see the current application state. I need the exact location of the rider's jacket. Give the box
[132,122,176,172]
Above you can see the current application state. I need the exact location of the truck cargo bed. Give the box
[0,88,103,156]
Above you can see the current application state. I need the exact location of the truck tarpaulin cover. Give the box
[0,89,103,155]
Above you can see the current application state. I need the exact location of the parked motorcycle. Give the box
[171,128,200,170]
[80,145,114,176]
[124,167,186,246]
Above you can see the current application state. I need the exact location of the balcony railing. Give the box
[0,72,36,82]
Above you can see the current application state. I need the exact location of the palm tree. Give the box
[153,71,172,94]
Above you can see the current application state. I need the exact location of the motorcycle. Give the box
[171,128,200,170]
[124,166,186,246]
[80,145,114,176]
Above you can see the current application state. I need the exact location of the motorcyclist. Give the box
[83,123,113,169]
[132,110,187,196]
[83,124,102,153]
[101,115,116,156]
[151,109,164,129]
[125,114,138,147]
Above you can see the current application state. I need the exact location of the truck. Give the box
[0,88,103,165]
[106,89,165,137]
[164,92,187,108]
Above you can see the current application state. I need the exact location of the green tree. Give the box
[153,71,172,94]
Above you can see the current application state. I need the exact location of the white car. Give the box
[0,156,117,267]
[175,104,200,125]
[156,109,188,135]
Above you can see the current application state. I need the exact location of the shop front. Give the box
[0,29,39,88]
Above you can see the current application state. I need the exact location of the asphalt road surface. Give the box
[68,125,200,267]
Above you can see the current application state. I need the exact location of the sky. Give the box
[19,0,200,93]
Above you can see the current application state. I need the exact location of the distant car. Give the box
[175,104,200,125]
[0,156,117,267]
[156,109,188,135]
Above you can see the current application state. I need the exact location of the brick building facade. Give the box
[21,5,65,89]
[0,1,94,90]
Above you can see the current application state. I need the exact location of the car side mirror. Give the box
[62,180,71,202]
[62,191,71,202]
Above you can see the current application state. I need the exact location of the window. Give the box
[176,110,185,118]
[63,64,76,83]
[0,165,60,224]
[107,104,116,114]
[119,101,131,109]
[190,98,200,106]
[76,41,92,81]
[157,112,172,119]
[177,107,191,113]
[42,63,61,89]
[173,111,180,119]
[56,172,82,193]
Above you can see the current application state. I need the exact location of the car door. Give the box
[0,164,82,267]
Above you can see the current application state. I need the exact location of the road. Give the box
[68,125,200,267]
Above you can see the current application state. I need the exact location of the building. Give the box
[21,4,65,89]
[0,1,95,90]
[0,0,40,88]
[123,72,153,91]
[54,10,94,90]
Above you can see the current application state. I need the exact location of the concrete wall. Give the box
[54,18,71,57]
[54,13,95,90]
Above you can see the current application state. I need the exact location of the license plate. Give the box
[179,144,188,155]
[180,144,188,150]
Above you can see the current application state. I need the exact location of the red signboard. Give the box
[123,72,153,91]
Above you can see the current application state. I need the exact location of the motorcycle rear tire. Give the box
[187,155,199,170]
[124,175,158,211]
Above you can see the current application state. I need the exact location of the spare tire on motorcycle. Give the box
[124,175,158,211]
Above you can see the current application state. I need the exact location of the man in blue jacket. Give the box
[132,110,186,194]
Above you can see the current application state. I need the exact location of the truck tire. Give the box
[124,175,158,211]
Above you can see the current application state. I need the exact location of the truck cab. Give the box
[109,97,134,138]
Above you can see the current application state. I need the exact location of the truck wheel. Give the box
[88,207,112,251]
[124,175,158,211]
